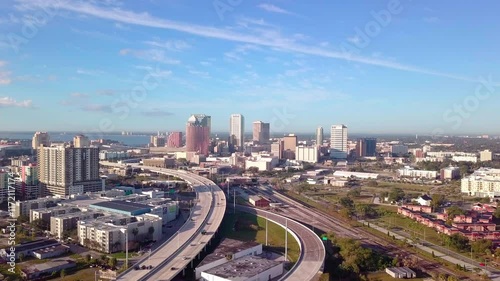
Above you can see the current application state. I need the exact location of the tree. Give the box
[388,188,405,203]
[132,228,139,241]
[347,188,361,198]
[17,215,29,223]
[447,275,459,281]
[85,254,91,263]
[247,166,259,174]
[100,254,108,263]
[366,180,378,187]
[444,233,470,252]
[355,204,377,219]
[494,207,500,219]
[18,253,25,262]
[109,257,117,268]
[339,197,354,209]
[148,226,155,239]
[445,206,466,224]
[471,239,492,256]
[431,194,446,210]
[60,269,66,279]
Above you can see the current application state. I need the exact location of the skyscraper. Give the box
[167,132,183,148]
[283,134,297,160]
[73,134,90,148]
[38,146,101,196]
[330,124,348,159]
[356,138,377,157]
[316,126,324,146]
[252,121,270,144]
[186,114,211,156]
[151,136,166,147]
[229,114,245,150]
[32,132,50,149]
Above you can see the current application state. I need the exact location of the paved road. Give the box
[236,205,325,281]
[253,186,461,278]
[113,165,226,281]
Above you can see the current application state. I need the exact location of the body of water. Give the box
[0,132,150,147]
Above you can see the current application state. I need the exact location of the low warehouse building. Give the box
[385,267,416,279]
[201,255,283,281]
[248,196,270,208]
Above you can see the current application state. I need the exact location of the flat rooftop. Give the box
[11,239,59,253]
[90,200,151,213]
[204,255,282,280]
[198,238,260,267]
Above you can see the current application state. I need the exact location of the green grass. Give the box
[220,212,300,263]
[109,251,139,259]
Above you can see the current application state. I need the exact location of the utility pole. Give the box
[266,214,268,246]
[285,219,289,259]
[125,230,128,269]
[233,187,236,214]
[177,230,180,249]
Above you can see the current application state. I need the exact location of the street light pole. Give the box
[266,214,268,246]
[285,219,288,263]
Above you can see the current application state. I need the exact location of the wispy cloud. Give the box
[189,70,210,79]
[120,49,180,64]
[141,109,174,117]
[80,104,112,112]
[15,0,497,85]
[71,92,89,98]
[143,39,191,51]
[257,4,294,15]
[0,96,34,108]
[423,17,439,23]
[347,36,361,45]
[76,68,105,76]
[96,89,116,96]
[0,61,12,85]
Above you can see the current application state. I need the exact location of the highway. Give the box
[111,163,226,281]
[253,185,460,278]
[236,205,326,281]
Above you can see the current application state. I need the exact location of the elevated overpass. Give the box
[236,206,326,281]
[113,164,226,281]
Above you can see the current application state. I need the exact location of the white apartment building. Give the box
[0,171,8,204]
[330,125,348,159]
[480,150,494,162]
[78,214,162,253]
[295,146,319,163]
[452,155,478,163]
[13,198,64,218]
[397,166,438,179]
[461,168,500,198]
[245,156,279,172]
[229,114,245,149]
[51,211,101,239]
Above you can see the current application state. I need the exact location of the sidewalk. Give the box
[360,220,500,280]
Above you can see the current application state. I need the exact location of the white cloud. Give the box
[71,92,89,98]
[120,49,180,64]
[143,39,191,51]
[14,0,497,85]
[76,68,105,76]
[347,36,361,45]
[0,61,11,85]
[257,4,294,15]
[423,17,439,23]
[189,70,210,78]
[0,96,33,108]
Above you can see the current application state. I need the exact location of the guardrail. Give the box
[137,180,218,281]
[117,171,208,279]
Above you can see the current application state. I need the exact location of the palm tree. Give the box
[148,226,155,240]
[132,228,139,241]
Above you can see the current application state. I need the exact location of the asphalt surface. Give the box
[113,165,226,281]
[236,205,326,281]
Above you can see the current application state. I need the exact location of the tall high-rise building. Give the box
[252,121,270,144]
[316,127,324,146]
[19,164,39,200]
[283,134,297,160]
[38,146,101,196]
[330,125,348,159]
[271,140,284,159]
[356,138,377,157]
[73,134,90,148]
[167,132,183,148]
[186,114,211,156]
[32,132,50,149]
[229,114,245,149]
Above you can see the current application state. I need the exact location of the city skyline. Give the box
[1,1,499,134]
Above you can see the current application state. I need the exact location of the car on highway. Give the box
[201,230,207,235]
[480,263,485,266]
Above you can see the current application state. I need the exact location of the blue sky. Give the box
[0,0,499,135]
